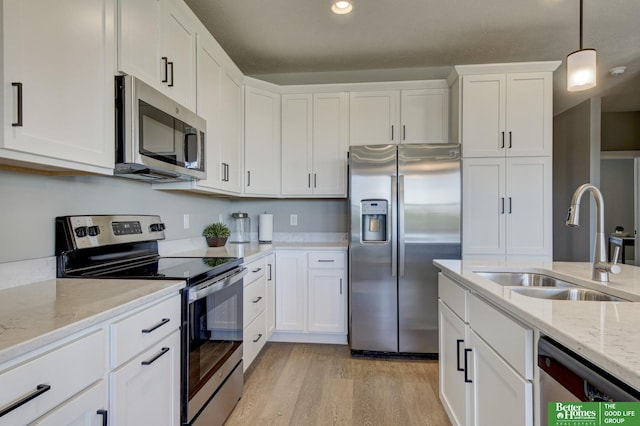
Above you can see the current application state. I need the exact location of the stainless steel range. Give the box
[55,215,245,426]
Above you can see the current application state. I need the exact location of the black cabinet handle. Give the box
[141,347,170,366]
[267,264,272,281]
[509,197,513,214]
[308,173,311,188]
[501,131,505,149]
[12,82,23,127]
[225,163,229,182]
[247,171,251,187]
[168,62,174,87]
[252,296,263,303]
[253,333,263,343]
[403,125,406,141]
[464,348,473,383]
[0,384,51,418]
[97,409,108,426]
[318,259,335,263]
[509,131,512,148]
[456,339,464,372]
[161,57,168,83]
[141,318,170,334]
[252,267,262,273]
[501,197,505,214]
[340,278,343,295]
[314,173,317,188]
[391,125,394,141]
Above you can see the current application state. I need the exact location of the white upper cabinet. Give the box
[1,0,115,174]
[221,71,243,194]
[281,92,348,197]
[350,87,449,146]
[349,91,400,146]
[460,68,554,158]
[118,0,197,110]
[244,84,281,196]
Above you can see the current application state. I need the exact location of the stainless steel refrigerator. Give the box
[349,144,461,355]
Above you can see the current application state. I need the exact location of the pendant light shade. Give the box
[567,48,597,91]
[566,0,596,92]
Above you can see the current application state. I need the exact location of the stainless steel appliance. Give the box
[538,336,640,426]
[349,144,461,355]
[55,215,245,426]
[115,75,206,182]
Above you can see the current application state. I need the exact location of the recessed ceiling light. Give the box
[332,0,353,15]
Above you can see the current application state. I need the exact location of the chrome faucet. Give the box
[566,183,621,282]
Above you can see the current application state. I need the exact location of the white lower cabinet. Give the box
[243,256,267,371]
[30,381,107,426]
[438,273,533,426]
[109,330,181,426]
[274,250,347,343]
[265,253,276,339]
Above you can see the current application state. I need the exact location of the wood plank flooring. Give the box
[225,342,451,426]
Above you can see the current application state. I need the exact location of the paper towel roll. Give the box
[258,214,273,243]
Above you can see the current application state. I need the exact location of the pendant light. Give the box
[566,0,596,92]
[332,0,353,15]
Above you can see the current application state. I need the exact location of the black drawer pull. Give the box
[252,296,263,304]
[141,318,170,334]
[456,339,464,371]
[252,267,262,273]
[161,57,168,83]
[318,259,334,263]
[0,384,51,418]
[11,82,23,127]
[253,334,263,343]
[141,347,170,366]
[97,409,108,426]
[464,348,473,383]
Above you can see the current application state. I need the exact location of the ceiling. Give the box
[184,0,640,115]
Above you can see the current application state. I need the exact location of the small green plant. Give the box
[202,222,230,238]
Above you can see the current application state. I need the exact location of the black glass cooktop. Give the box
[66,256,242,285]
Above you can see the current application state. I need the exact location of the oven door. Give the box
[183,267,246,425]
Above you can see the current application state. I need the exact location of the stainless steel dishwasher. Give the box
[538,336,640,426]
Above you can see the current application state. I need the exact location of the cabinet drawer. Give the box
[438,273,467,321]
[244,275,266,327]
[111,294,181,368]
[243,310,266,371]
[0,330,105,426]
[244,257,266,285]
[308,251,345,268]
[468,293,533,379]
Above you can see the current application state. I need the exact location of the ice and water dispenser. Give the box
[361,200,388,242]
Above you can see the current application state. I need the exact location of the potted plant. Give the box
[203,222,230,247]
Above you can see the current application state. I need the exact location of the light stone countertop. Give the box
[435,259,640,390]
[0,278,185,365]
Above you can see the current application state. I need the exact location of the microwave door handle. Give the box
[184,132,199,167]
[133,168,181,179]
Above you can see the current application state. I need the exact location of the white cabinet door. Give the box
[469,330,533,426]
[195,32,224,190]
[400,89,449,144]
[118,0,162,92]
[462,158,506,257]
[31,381,107,426]
[161,0,196,110]
[2,0,115,173]
[110,330,180,426]
[275,251,306,332]
[307,268,346,333]
[281,94,313,196]
[505,73,552,157]
[312,93,349,196]
[221,71,243,193]
[439,301,469,426]
[461,74,506,158]
[505,157,553,258]
[349,91,400,146]
[265,254,276,338]
[244,86,281,196]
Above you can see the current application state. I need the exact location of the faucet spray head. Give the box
[566,205,580,227]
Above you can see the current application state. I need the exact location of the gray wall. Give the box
[0,169,348,263]
[602,112,640,151]
[553,98,601,261]
[600,158,635,262]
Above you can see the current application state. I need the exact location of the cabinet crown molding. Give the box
[453,61,561,77]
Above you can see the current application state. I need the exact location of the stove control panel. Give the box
[56,215,166,250]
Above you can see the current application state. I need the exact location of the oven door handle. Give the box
[187,267,247,303]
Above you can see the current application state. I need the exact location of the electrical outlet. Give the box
[290,214,298,226]
[183,214,190,229]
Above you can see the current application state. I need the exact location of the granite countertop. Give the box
[435,259,640,389]
[0,278,185,365]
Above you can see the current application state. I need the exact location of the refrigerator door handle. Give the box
[398,174,405,277]
[391,175,398,277]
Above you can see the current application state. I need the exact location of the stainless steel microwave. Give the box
[115,75,206,182]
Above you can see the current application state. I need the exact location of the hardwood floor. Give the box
[225,342,451,426]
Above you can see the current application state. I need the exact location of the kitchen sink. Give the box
[475,272,576,288]
[510,287,628,302]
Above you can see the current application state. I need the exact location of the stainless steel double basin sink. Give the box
[475,272,627,302]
